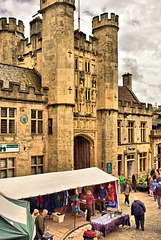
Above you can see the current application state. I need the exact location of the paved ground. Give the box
[45,190,161,240]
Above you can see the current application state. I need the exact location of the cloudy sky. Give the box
[0,0,161,106]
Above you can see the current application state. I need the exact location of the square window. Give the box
[9,120,15,133]
[38,156,43,165]
[0,170,7,178]
[38,166,43,174]
[31,167,36,175]
[31,110,36,119]
[38,121,43,133]
[8,158,14,168]
[38,111,43,119]
[1,159,7,168]
[31,120,36,133]
[31,156,36,165]
[1,119,7,133]
[1,108,7,117]
[9,108,15,118]
[8,169,14,178]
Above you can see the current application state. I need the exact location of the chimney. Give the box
[122,73,132,90]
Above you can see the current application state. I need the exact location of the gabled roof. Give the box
[118,86,140,103]
[0,63,41,92]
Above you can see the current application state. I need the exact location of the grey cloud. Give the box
[82,10,95,17]
[130,19,141,27]
[16,0,33,2]
[0,9,10,14]
[122,58,144,83]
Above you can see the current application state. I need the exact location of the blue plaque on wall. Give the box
[107,163,112,174]
[20,114,28,124]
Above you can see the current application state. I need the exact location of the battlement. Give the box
[0,17,24,35]
[0,80,48,103]
[74,30,98,53]
[92,13,119,31]
[40,0,75,11]
[118,100,153,116]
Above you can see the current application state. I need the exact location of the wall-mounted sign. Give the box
[127,145,137,154]
[0,144,19,153]
[107,163,112,174]
[20,114,28,124]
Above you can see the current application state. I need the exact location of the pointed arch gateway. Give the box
[74,136,91,170]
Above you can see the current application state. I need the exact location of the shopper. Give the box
[131,196,146,231]
[123,179,132,207]
[85,190,94,221]
[157,175,161,183]
[119,172,125,194]
[155,181,161,209]
[150,167,155,177]
[152,179,158,201]
[83,224,97,240]
[32,209,39,221]
[132,172,137,192]
[35,209,48,240]
[98,184,108,213]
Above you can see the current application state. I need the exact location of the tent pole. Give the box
[115,180,120,210]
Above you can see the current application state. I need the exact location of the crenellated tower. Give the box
[0,17,24,65]
[92,13,119,174]
[39,0,75,172]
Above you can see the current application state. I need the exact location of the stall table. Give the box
[91,211,130,236]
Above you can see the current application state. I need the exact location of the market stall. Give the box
[0,194,36,240]
[91,210,130,236]
[0,167,119,218]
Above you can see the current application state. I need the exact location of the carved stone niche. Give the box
[79,70,85,80]
[92,74,97,88]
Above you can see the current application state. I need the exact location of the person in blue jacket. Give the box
[131,196,146,231]
[151,179,158,201]
[98,184,108,213]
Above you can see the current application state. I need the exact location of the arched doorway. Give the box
[74,136,90,170]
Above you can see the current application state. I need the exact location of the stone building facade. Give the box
[0,0,153,179]
[150,107,161,170]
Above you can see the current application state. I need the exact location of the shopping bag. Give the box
[130,215,135,227]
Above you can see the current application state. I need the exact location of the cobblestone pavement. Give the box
[46,191,160,239]
[104,191,160,240]
[65,191,161,240]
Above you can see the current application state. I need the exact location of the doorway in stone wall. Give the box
[74,136,90,170]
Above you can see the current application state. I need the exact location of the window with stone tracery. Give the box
[74,56,97,116]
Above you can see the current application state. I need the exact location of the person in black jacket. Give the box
[131,196,146,231]
[132,172,137,192]
[155,181,161,208]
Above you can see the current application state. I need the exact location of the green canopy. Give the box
[0,194,36,240]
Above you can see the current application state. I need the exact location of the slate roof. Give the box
[0,63,41,92]
[118,86,139,103]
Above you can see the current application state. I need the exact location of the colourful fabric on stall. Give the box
[107,183,115,202]
[73,195,81,216]
[62,191,69,206]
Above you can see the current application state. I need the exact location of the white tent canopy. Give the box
[0,167,118,199]
[0,195,27,224]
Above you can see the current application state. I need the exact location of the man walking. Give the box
[155,181,161,208]
[35,209,48,240]
[131,196,146,231]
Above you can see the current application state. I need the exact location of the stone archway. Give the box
[74,136,90,170]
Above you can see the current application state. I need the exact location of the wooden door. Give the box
[74,136,90,170]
